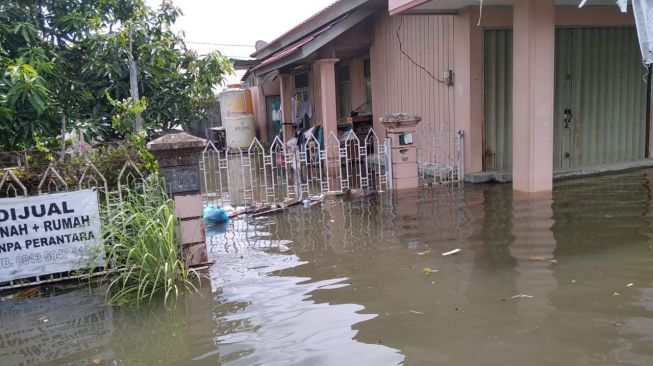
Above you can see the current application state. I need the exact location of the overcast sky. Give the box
[146,0,335,86]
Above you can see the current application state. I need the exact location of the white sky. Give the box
[147,0,336,87]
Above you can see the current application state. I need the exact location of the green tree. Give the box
[0,0,233,150]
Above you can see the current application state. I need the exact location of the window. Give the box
[336,63,350,119]
[294,72,309,90]
[294,72,309,99]
[293,72,310,129]
[363,58,372,104]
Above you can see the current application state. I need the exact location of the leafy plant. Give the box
[0,0,233,150]
[102,179,199,307]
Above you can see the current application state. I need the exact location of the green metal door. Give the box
[484,27,649,172]
[554,27,649,169]
[483,29,513,172]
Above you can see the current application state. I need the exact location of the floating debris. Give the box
[502,294,534,301]
[422,267,439,275]
[409,310,425,315]
[441,248,461,256]
[347,189,377,198]
[325,190,346,196]
[627,283,634,287]
[309,194,325,201]
[251,207,285,217]
[517,327,539,335]
[417,249,431,256]
[14,288,38,299]
[613,292,621,296]
[610,320,624,327]
[278,244,291,253]
[527,256,548,261]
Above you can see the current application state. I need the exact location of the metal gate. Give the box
[554,27,649,169]
[484,27,650,172]
[483,29,513,172]
[416,121,465,185]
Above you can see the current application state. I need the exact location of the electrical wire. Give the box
[396,16,448,84]
[186,41,255,47]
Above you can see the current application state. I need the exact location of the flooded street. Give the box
[4,169,653,365]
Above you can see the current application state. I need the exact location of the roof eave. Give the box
[250,0,370,60]
[253,8,374,78]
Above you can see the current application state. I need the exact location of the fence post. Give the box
[384,137,393,190]
[380,115,421,190]
[458,130,465,182]
[147,131,209,267]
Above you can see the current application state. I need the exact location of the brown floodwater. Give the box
[3,169,653,365]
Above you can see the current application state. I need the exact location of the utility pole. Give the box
[128,28,143,132]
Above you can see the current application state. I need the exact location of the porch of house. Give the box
[391,0,652,192]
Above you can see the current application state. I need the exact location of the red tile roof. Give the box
[250,19,338,72]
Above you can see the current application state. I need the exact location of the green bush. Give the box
[102,179,199,308]
[1,140,157,196]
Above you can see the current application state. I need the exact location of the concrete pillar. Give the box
[314,59,340,138]
[512,0,555,192]
[279,73,294,142]
[381,115,420,190]
[249,85,267,141]
[147,131,209,267]
[453,8,484,173]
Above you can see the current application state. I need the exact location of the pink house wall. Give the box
[262,79,280,96]
[370,11,456,163]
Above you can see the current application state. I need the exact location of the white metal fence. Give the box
[200,129,391,207]
[200,124,465,207]
[416,122,465,186]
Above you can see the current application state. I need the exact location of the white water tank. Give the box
[223,114,256,148]
[218,86,253,122]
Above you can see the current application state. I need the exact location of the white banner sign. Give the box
[0,189,104,283]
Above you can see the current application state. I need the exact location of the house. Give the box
[239,0,651,192]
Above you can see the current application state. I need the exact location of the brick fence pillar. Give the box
[147,131,208,267]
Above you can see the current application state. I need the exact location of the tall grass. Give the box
[102,180,199,307]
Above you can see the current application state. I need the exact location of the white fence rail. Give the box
[200,129,391,207]
[416,122,465,186]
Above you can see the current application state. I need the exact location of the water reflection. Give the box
[0,284,219,366]
[4,170,653,365]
